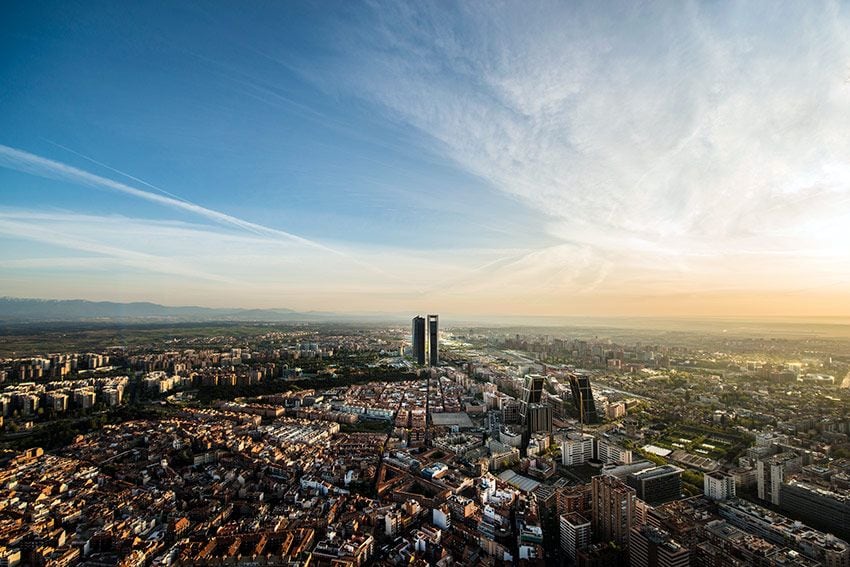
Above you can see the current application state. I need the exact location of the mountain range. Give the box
[0,297,355,323]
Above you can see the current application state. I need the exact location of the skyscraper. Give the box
[569,373,599,424]
[591,475,635,546]
[519,374,545,450]
[526,404,552,434]
[519,374,544,426]
[428,314,439,366]
[412,316,426,365]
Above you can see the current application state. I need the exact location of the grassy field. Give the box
[652,423,750,461]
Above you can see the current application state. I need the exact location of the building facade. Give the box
[411,316,426,365]
[627,465,683,507]
[591,475,635,546]
[560,512,591,562]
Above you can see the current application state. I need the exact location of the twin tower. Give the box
[412,314,438,366]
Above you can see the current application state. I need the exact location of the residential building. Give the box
[561,512,591,562]
[703,471,736,501]
[591,475,635,546]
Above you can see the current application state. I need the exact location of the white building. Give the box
[432,504,451,529]
[562,432,594,467]
[757,453,801,506]
[596,439,633,465]
[704,471,736,501]
[560,513,591,561]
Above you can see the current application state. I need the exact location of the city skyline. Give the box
[4,2,850,317]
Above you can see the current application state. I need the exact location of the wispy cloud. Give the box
[296,1,850,299]
[4,2,850,315]
[0,143,415,284]
[0,144,350,257]
[0,217,237,284]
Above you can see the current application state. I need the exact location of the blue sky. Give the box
[3,1,850,316]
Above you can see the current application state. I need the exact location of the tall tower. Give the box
[428,314,439,366]
[569,373,599,424]
[412,316,426,365]
[519,374,544,425]
[519,374,545,451]
[591,475,635,546]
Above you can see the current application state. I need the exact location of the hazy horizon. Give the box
[4,2,850,317]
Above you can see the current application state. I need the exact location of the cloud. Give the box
[0,144,352,256]
[298,1,850,298]
[5,3,850,315]
[0,217,237,284]
[0,210,529,307]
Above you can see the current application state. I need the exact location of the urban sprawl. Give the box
[0,316,849,566]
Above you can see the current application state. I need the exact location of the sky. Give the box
[2,1,850,317]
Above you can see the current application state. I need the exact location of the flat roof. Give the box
[498,470,540,493]
[430,412,474,428]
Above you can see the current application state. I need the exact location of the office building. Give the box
[561,513,591,562]
[703,471,736,501]
[518,374,546,450]
[412,316,426,365]
[718,498,850,566]
[427,314,439,366]
[502,398,520,424]
[628,525,689,567]
[563,432,595,467]
[591,475,635,546]
[519,374,545,425]
[627,465,683,506]
[569,373,599,424]
[527,403,552,434]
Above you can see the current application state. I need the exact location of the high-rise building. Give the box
[626,465,683,506]
[519,374,544,423]
[561,513,591,562]
[412,316,426,365]
[518,374,546,451]
[562,432,595,466]
[502,398,521,424]
[557,484,592,517]
[527,404,552,434]
[591,475,635,546]
[703,471,736,501]
[757,452,801,506]
[569,373,599,424]
[428,314,439,366]
[628,525,689,567]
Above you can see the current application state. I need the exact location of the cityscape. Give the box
[3,1,850,566]
[0,316,848,566]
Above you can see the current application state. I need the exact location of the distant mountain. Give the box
[0,297,338,323]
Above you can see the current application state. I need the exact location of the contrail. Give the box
[0,144,329,249]
[42,139,192,204]
[0,144,399,279]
